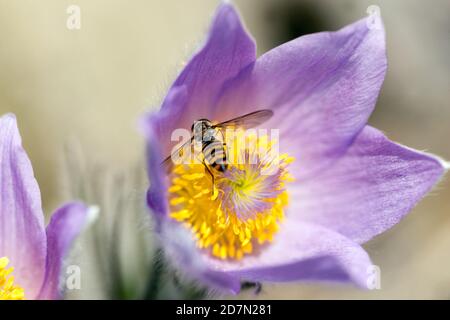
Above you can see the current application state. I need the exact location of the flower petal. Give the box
[291,126,446,244]
[0,114,47,299]
[216,17,387,180]
[152,2,256,156]
[206,221,373,289]
[159,219,241,294]
[37,202,91,300]
[143,117,169,218]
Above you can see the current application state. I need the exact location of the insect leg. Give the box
[194,152,217,199]
[202,159,217,198]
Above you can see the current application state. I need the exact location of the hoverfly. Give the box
[161,110,274,194]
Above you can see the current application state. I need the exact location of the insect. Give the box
[161,110,274,195]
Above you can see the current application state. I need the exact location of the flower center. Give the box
[0,257,25,300]
[168,131,294,260]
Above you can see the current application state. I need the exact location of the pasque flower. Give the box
[143,3,447,293]
[0,114,91,300]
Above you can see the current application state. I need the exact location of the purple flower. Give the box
[0,114,92,300]
[143,3,447,293]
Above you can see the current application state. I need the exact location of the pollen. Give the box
[168,131,294,260]
[0,257,25,300]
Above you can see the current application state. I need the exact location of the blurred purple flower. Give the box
[143,3,447,293]
[0,114,92,300]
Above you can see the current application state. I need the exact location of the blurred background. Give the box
[0,0,448,299]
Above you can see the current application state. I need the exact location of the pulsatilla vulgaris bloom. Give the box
[143,4,447,293]
[0,114,91,300]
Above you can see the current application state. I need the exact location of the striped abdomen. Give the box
[202,139,227,172]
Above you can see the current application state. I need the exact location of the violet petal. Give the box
[38,202,90,300]
[290,126,446,243]
[0,114,47,299]
[152,3,256,157]
[216,18,387,180]
[206,221,373,289]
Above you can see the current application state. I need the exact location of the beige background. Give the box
[0,0,449,299]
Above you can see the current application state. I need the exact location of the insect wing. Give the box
[161,136,194,171]
[213,109,273,130]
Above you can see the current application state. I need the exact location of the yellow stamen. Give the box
[168,131,294,260]
[0,257,25,300]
